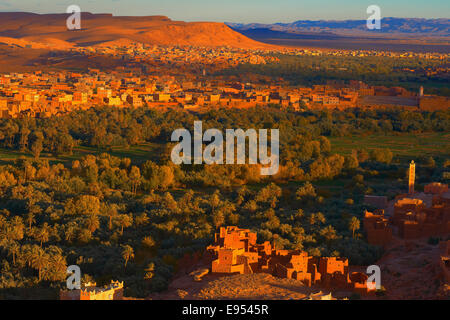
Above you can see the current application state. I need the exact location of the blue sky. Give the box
[0,0,448,23]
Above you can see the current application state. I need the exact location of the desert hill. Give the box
[228,17,450,53]
[0,12,269,49]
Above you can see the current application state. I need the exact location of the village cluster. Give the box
[1,44,449,118]
[207,226,377,296]
[1,71,449,119]
[363,162,450,246]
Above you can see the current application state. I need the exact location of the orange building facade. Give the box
[364,182,450,245]
[363,210,393,247]
[393,188,450,239]
[207,226,375,295]
[60,281,124,300]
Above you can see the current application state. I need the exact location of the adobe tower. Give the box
[408,160,415,194]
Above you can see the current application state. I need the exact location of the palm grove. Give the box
[0,106,448,298]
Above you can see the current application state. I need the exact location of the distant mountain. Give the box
[0,12,270,49]
[227,17,450,37]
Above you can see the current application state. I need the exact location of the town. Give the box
[0,44,449,119]
[0,5,448,305]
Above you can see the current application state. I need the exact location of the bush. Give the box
[349,293,361,300]
[427,237,441,245]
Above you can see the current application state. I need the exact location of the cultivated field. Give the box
[330,132,450,163]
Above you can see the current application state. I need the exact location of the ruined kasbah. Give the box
[363,161,450,286]
[207,226,376,296]
[363,162,450,246]
[60,281,124,300]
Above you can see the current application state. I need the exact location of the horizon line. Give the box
[0,11,448,24]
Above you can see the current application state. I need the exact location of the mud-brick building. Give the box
[363,210,393,247]
[207,226,375,295]
[60,281,124,300]
[425,183,448,195]
[208,226,267,274]
[364,181,450,244]
[392,183,450,239]
[215,226,257,250]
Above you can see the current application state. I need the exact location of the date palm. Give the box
[21,244,34,268]
[115,214,133,235]
[0,215,6,229]
[85,215,100,233]
[34,223,50,247]
[106,204,118,231]
[8,241,20,265]
[45,248,67,281]
[121,245,134,268]
[31,247,48,281]
[11,216,24,240]
[349,216,360,239]
[26,212,36,230]
[64,225,76,243]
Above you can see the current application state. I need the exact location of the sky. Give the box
[0,0,449,23]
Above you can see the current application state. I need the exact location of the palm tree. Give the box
[31,247,48,281]
[121,245,134,268]
[349,216,360,239]
[0,215,6,228]
[115,214,133,235]
[64,225,76,243]
[141,236,156,250]
[321,225,339,244]
[11,216,24,240]
[8,241,20,265]
[34,224,50,247]
[45,249,67,281]
[135,213,149,227]
[26,212,36,230]
[21,244,34,268]
[129,166,141,194]
[85,215,100,233]
[106,204,118,231]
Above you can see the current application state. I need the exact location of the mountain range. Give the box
[0,13,448,54]
[227,17,450,38]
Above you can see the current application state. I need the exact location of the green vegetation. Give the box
[330,133,450,163]
[220,54,450,96]
[0,106,448,299]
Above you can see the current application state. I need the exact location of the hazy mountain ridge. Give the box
[227,18,450,37]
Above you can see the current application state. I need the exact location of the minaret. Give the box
[408,160,415,194]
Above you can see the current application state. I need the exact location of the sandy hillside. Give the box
[0,12,272,49]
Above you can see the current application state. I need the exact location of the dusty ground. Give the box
[148,255,362,300]
[148,272,345,300]
[147,235,449,300]
[375,236,449,300]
